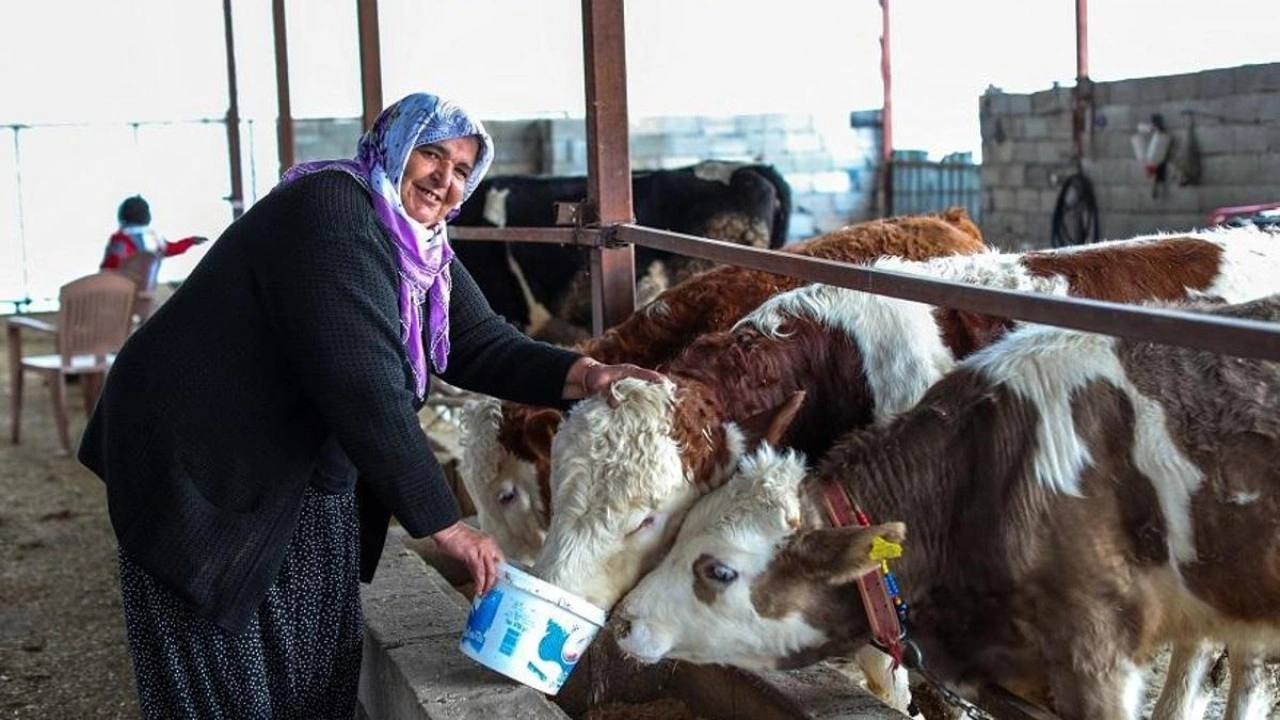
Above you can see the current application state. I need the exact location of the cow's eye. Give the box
[497,488,517,505]
[703,562,738,585]
[626,515,656,537]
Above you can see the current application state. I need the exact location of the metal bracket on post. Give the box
[596,225,625,249]
[554,201,588,229]
[555,201,625,249]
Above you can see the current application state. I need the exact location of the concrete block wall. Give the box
[291,113,882,243]
[981,62,1280,250]
[294,118,363,164]
[291,118,552,177]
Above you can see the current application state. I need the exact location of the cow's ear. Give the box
[788,522,906,585]
[737,390,806,450]
[524,409,563,464]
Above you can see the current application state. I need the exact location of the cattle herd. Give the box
[444,184,1280,720]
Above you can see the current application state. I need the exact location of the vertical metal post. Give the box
[880,0,894,218]
[357,0,384,131]
[11,127,31,311]
[221,0,246,219]
[246,119,260,204]
[1072,0,1091,163]
[1075,0,1089,81]
[580,0,635,336]
[272,0,295,178]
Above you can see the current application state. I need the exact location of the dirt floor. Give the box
[0,308,472,720]
[2,311,1277,720]
[1,323,138,718]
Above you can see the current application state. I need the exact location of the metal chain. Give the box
[902,640,1002,720]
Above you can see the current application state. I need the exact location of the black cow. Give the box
[451,161,791,342]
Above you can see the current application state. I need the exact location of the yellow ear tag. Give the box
[870,535,903,562]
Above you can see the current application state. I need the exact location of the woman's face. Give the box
[399,135,479,226]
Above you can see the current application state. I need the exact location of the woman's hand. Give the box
[431,521,505,595]
[565,356,666,406]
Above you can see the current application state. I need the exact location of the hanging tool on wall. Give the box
[1130,114,1173,198]
[1174,111,1202,186]
[1051,172,1100,248]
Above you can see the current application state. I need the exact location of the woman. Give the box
[79,92,662,718]
[100,194,207,271]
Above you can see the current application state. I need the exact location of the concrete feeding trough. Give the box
[359,527,902,720]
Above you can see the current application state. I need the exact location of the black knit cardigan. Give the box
[79,171,580,632]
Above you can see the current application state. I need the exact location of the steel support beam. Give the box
[272,0,295,177]
[221,0,245,220]
[581,0,635,336]
[1072,0,1092,162]
[357,0,384,131]
[880,0,894,217]
[1075,0,1089,81]
[450,226,590,245]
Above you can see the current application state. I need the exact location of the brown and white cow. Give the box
[458,208,986,564]
[612,294,1280,720]
[533,224,1280,606]
[531,224,1280,715]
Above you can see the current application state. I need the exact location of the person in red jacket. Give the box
[100,195,208,271]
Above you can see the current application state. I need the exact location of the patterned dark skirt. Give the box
[118,488,363,720]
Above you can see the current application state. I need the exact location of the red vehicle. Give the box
[1207,201,1280,227]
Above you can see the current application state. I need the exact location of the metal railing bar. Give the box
[448,226,590,245]
[613,223,1280,362]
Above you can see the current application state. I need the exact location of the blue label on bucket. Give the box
[525,662,549,683]
[499,601,533,656]
[538,619,574,677]
[530,617,596,687]
[498,626,522,657]
[462,589,504,652]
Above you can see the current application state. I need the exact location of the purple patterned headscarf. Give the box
[279,93,493,399]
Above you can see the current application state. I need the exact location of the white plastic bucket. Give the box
[459,562,607,695]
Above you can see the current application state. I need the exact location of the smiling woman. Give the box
[76,90,665,719]
[400,138,478,226]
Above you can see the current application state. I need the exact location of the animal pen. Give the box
[230,0,1280,719]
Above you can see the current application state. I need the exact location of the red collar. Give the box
[821,481,906,668]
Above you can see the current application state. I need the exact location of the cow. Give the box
[533,224,1280,606]
[450,161,793,341]
[611,293,1280,720]
[529,224,1280,717]
[457,208,987,565]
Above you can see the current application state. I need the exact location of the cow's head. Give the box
[612,445,904,670]
[529,378,724,608]
[531,376,805,609]
[458,397,560,565]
